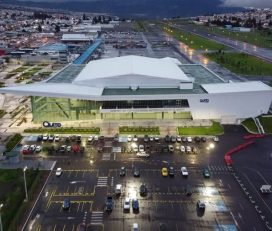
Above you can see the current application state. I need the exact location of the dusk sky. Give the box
[16,0,272,8]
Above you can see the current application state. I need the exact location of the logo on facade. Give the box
[42,121,62,128]
[200,99,209,103]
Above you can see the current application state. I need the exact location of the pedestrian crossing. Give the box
[102,153,111,161]
[90,211,103,225]
[97,177,108,187]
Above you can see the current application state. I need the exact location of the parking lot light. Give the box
[23,166,28,202]
[209,143,215,149]
[0,203,3,231]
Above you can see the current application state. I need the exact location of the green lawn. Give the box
[241,118,259,133]
[164,26,226,51]
[177,122,224,135]
[206,52,272,76]
[6,133,23,152]
[119,126,160,135]
[0,81,5,88]
[259,116,272,133]
[24,127,100,134]
[206,26,272,49]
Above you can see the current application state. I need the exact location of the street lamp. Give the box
[0,203,3,231]
[23,166,28,202]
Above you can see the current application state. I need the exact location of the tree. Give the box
[37,24,42,32]
[55,24,60,33]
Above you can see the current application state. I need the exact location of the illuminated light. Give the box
[128,186,137,199]
[131,142,137,149]
[90,160,94,165]
[209,143,215,149]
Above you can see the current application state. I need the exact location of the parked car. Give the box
[171,136,176,143]
[37,135,43,142]
[180,145,185,153]
[123,198,130,211]
[94,135,99,141]
[132,223,139,231]
[186,146,191,153]
[35,146,42,152]
[201,137,206,142]
[176,136,181,142]
[87,136,93,143]
[161,167,168,177]
[62,198,70,210]
[192,146,197,154]
[127,135,132,142]
[168,145,174,152]
[55,134,60,142]
[197,200,205,209]
[115,184,122,195]
[182,137,187,142]
[140,184,147,196]
[169,167,175,176]
[136,152,150,157]
[56,168,62,177]
[120,166,126,176]
[194,136,201,143]
[42,133,48,141]
[105,196,113,211]
[48,134,54,142]
[133,145,138,152]
[21,145,30,154]
[76,135,82,143]
[181,167,189,176]
[139,145,144,152]
[149,136,154,141]
[60,145,67,153]
[165,135,171,142]
[66,146,72,152]
[187,137,192,143]
[133,168,140,177]
[144,135,149,142]
[133,135,138,142]
[132,198,139,211]
[213,136,219,142]
[30,144,36,152]
[154,135,159,141]
[203,168,210,178]
[185,185,192,195]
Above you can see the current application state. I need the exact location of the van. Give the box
[115,184,122,195]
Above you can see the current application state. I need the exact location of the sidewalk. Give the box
[0,159,56,170]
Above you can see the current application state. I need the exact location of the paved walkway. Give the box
[0,159,56,170]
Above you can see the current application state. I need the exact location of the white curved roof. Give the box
[73,55,190,85]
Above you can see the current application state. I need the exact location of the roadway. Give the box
[170,24,272,63]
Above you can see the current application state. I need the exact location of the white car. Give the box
[66,146,71,152]
[87,136,93,143]
[132,223,139,231]
[133,145,138,152]
[94,135,99,141]
[136,152,150,157]
[30,144,36,152]
[35,145,42,152]
[154,135,159,141]
[54,134,60,142]
[213,136,219,142]
[149,136,154,141]
[139,145,144,152]
[48,134,54,142]
[133,135,138,142]
[180,145,185,153]
[197,200,205,209]
[55,168,62,177]
[187,137,192,143]
[176,136,181,142]
[186,146,191,153]
[123,198,130,210]
[127,135,132,142]
[181,167,189,176]
[42,134,48,141]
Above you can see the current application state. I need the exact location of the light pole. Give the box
[0,203,3,231]
[23,166,28,202]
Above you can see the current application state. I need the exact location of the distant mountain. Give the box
[1,0,243,18]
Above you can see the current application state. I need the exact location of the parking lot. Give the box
[21,125,272,231]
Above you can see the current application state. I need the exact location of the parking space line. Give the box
[82,171,86,178]
[46,189,56,210]
[75,171,79,177]
[67,171,72,178]
[62,224,66,231]
[53,224,57,231]
[66,186,70,194]
[77,203,80,213]
[71,225,75,231]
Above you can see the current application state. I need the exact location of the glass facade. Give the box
[31,96,191,122]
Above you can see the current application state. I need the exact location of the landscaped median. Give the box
[258,116,272,133]
[241,118,259,134]
[0,168,47,231]
[24,127,100,134]
[177,121,224,135]
[119,126,160,135]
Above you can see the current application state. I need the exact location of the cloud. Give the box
[222,0,272,8]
